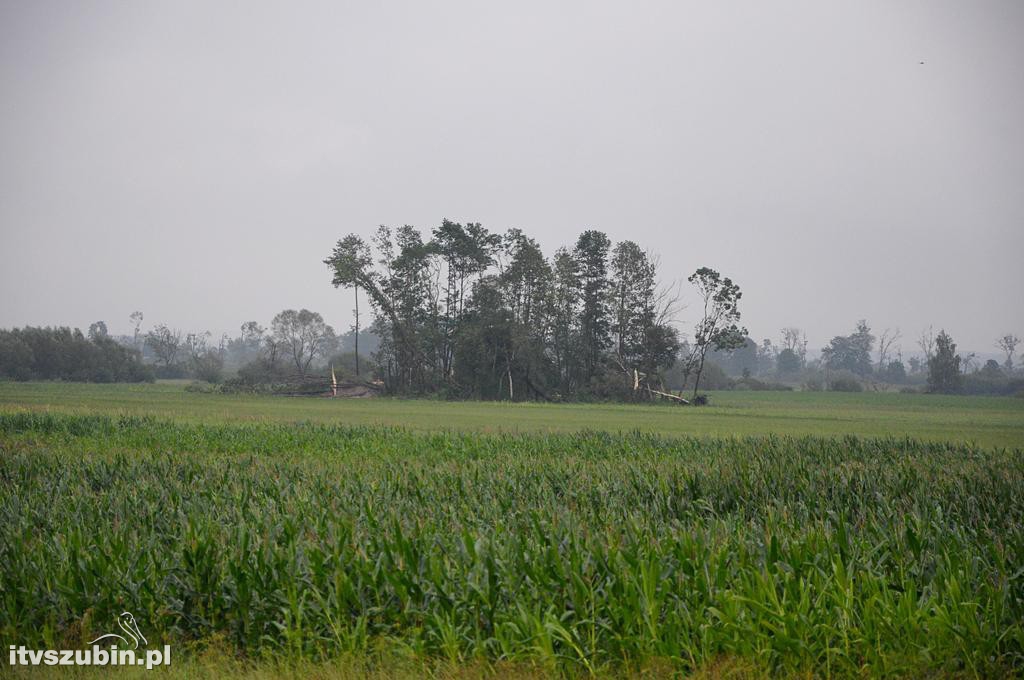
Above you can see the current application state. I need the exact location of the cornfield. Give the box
[1,412,1022,676]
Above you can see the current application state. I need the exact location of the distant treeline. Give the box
[2,219,1020,400]
[0,326,153,383]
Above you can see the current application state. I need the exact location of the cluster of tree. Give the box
[0,325,153,382]
[670,318,1022,398]
[132,309,343,387]
[326,221,746,401]
[786,322,1021,395]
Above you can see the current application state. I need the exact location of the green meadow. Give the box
[0,381,1022,447]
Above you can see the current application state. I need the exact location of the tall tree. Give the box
[609,241,678,395]
[88,321,108,340]
[779,327,807,370]
[996,333,1020,371]
[432,220,498,381]
[549,247,580,394]
[270,309,336,376]
[454,277,516,400]
[388,226,443,391]
[240,321,265,347]
[822,320,874,376]
[917,326,936,363]
[145,325,182,368]
[500,229,550,329]
[326,229,428,391]
[324,235,374,378]
[876,327,901,374]
[927,330,962,393]
[497,230,554,399]
[129,311,144,349]
[185,330,223,383]
[573,230,612,386]
[680,267,747,400]
[776,347,802,374]
[610,241,652,365]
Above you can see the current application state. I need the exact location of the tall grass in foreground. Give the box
[1,412,1022,677]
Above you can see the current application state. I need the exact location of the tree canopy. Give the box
[326,221,683,401]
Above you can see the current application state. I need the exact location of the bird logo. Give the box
[87,612,148,650]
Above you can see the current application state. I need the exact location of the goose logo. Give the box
[8,611,170,669]
[88,611,147,649]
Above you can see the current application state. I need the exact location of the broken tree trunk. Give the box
[647,387,690,405]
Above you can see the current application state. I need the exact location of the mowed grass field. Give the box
[0,381,1022,447]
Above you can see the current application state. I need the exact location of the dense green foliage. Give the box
[929,330,964,394]
[0,326,153,383]
[2,413,1022,676]
[821,321,875,377]
[325,222,683,401]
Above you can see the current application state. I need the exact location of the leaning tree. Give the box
[680,267,747,401]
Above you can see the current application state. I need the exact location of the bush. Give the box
[734,376,794,391]
[674,362,731,392]
[191,351,224,384]
[959,374,1024,396]
[803,374,824,392]
[828,371,864,392]
[152,364,189,379]
[220,358,288,393]
[882,360,907,384]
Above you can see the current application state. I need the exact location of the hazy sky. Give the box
[2,1,1022,356]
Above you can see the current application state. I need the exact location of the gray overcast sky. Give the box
[1,0,1022,355]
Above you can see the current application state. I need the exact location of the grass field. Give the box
[1,383,1023,677]
[0,381,1022,447]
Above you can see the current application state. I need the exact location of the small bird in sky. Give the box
[919,61,925,65]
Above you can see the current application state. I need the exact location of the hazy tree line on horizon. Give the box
[0,218,1021,399]
[1,314,1019,398]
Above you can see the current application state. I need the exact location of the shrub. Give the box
[152,364,189,379]
[734,376,794,391]
[191,351,224,384]
[960,374,1024,396]
[803,374,824,392]
[828,371,863,392]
